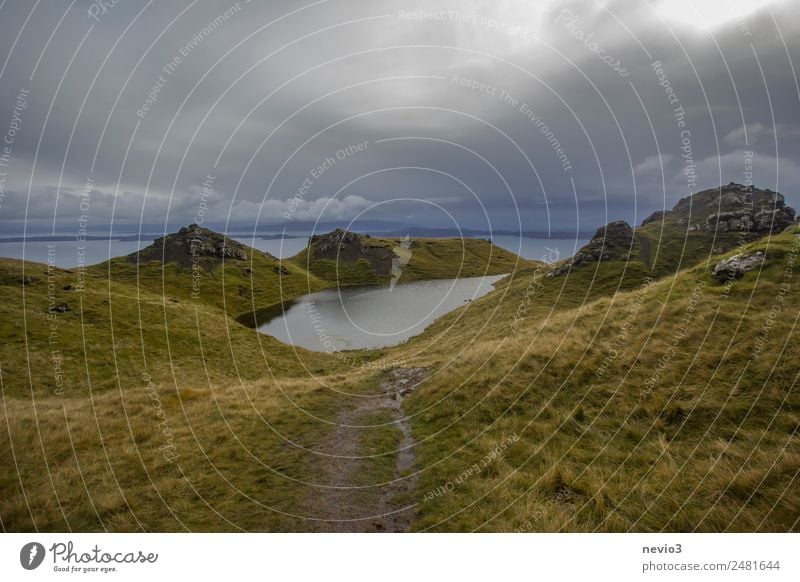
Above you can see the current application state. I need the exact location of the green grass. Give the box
[289,236,535,286]
[2,227,798,532]
[0,369,363,531]
[352,409,405,487]
[99,247,329,325]
[0,257,365,399]
[637,216,755,278]
[398,227,800,531]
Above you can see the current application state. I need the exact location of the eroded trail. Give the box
[306,368,427,532]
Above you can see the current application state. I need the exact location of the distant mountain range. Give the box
[0,223,594,243]
[256,219,413,232]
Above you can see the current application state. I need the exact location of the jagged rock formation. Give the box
[712,251,766,283]
[129,224,249,268]
[548,221,635,277]
[550,183,795,278]
[308,228,395,276]
[641,210,667,225]
[642,183,795,237]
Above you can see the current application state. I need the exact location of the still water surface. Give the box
[257,274,506,352]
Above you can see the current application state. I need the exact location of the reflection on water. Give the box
[257,274,505,352]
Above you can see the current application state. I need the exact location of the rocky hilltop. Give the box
[307,228,395,276]
[129,224,250,268]
[642,182,795,236]
[292,228,532,286]
[550,183,795,277]
[548,221,636,277]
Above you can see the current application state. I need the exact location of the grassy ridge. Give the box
[2,227,798,532]
[99,249,329,324]
[638,221,742,278]
[397,227,800,531]
[0,257,381,399]
[289,235,535,287]
[0,254,403,531]
[0,233,529,531]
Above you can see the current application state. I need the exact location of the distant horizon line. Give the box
[0,226,596,244]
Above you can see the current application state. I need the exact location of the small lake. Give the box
[257,274,506,352]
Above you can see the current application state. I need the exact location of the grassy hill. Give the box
[99,224,330,326]
[638,182,794,277]
[396,226,800,531]
[98,224,532,326]
[1,189,798,532]
[288,228,533,287]
[0,224,523,399]
[0,256,358,398]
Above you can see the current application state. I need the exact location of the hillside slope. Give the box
[546,183,795,281]
[1,188,798,533]
[100,224,330,325]
[289,228,535,286]
[395,225,800,531]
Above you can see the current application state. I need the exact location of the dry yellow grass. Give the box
[2,228,799,531]
[398,228,800,531]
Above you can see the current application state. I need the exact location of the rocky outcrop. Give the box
[129,224,248,268]
[707,206,795,234]
[712,251,766,283]
[672,182,769,213]
[641,210,667,225]
[308,229,395,276]
[548,221,634,277]
[551,184,793,279]
[649,183,795,237]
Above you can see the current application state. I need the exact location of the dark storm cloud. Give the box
[0,0,798,234]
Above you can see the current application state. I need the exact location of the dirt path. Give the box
[305,368,427,532]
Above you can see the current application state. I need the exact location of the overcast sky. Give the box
[0,0,798,234]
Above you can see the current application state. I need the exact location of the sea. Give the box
[0,232,587,268]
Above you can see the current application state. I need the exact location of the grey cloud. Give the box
[0,0,798,235]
